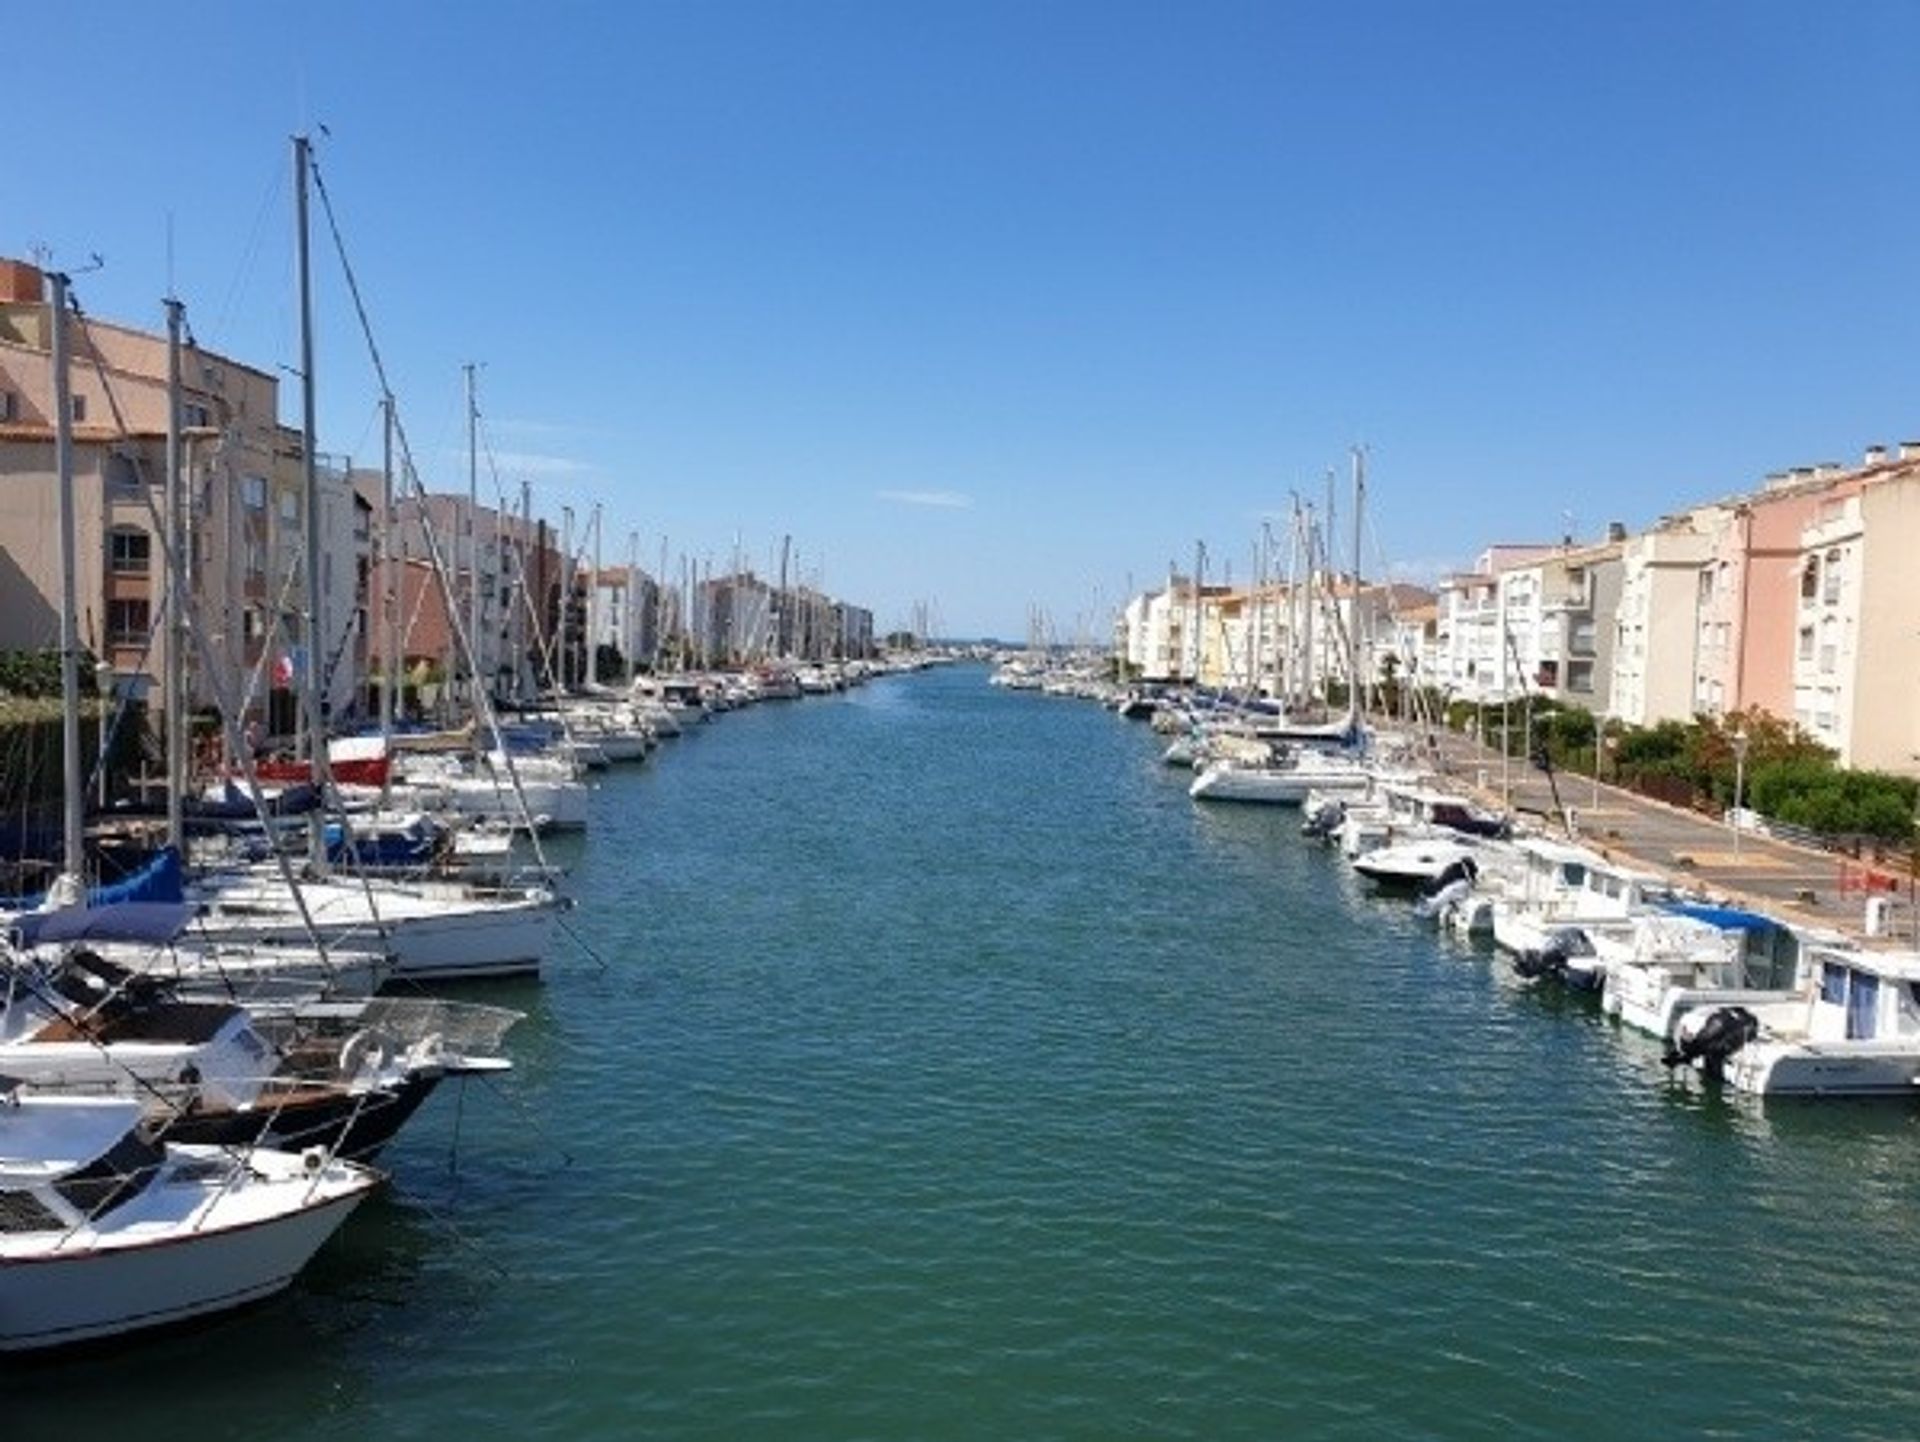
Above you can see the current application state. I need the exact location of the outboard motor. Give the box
[1415,858,1478,920]
[1662,1006,1760,1078]
[1301,798,1345,840]
[1415,879,1468,919]
[1513,928,1589,984]
[1422,857,1478,896]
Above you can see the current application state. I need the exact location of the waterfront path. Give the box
[1418,724,1913,939]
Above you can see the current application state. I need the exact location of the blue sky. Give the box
[13,1,1920,639]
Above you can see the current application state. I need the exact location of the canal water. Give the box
[13,663,1920,1439]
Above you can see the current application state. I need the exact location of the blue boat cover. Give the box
[11,899,197,948]
[0,845,186,912]
[1663,902,1782,933]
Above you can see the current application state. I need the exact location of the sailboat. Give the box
[1190,450,1372,805]
[179,138,567,979]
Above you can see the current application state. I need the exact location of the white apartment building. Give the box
[1609,506,1727,727]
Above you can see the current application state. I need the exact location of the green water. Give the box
[11,664,1920,1440]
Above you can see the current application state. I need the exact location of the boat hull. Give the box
[0,1183,370,1352]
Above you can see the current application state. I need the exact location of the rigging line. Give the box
[310,159,555,873]
[210,152,290,351]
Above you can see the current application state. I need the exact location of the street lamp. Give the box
[1590,710,1607,809]
[1731,726,1750,858]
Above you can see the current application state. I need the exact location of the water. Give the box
[11,664,1920,1440]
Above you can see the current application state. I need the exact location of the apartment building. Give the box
[1434,545,1557,703]
[0,255,332,734]
[1790,463,1920,773]
[1609,506,1729,727]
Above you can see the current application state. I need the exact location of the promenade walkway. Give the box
[1414,726,1915,943]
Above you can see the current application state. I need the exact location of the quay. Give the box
[1427,725,1913,942]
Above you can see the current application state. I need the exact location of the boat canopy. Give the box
[11,899,199,949]
[1663,902,1784,934]
[0,1095,145,1187]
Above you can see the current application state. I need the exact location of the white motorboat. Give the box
[1352,836,1484,892]
[1488,840,1678,965]
[2,913,519,1156]
[1596,909,1808,1041]
[0,1089,378,1351]
[1664,945,1920,1096]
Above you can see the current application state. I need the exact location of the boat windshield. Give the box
[52,1128,165,1221]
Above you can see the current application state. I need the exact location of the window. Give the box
[1823,550,1841,605]
[70,394,87,423]
[1536,660,1559,687]
[279,492,298,524]
[1821,961,1846,1005]
[184,402,212,429]
[241,475,267,511]
[1801,559,1819,602]
[1847,970,1879,1041]
[1567,660,1594,693]
[1798,626,1814,662]
[0,390,16,422]
[107,598,150,643]
[108,528,150,574]
[1697,569,1713,603]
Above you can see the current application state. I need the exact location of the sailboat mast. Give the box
[293,135,329,868]
[465,362,480,708]
[1351,446,1365,727]
[591,502,603,683]
[379,397,396,777]
[48,270,84,887]
[164,296,186,852]
[1190,539,1204,686]
[626,528,639,687]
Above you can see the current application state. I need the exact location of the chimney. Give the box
[1606,520,1627,543]
[0,257,45,304]
[1901,441,1920,461]
[1864,444,1889,466]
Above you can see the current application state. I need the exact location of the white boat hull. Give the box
[0,1167,372,1352]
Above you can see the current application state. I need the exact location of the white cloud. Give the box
[877,489,972,509]
[450,447,593,478]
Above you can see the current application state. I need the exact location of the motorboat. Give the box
[1664,944,1920,1096]
[0,1088,378,1351]
[1352,836,1485,893]
[1,914,519,1158]
[1488,840,1678,963]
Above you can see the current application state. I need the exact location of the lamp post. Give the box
[1731,726,1750,858]
[1591,710,1606,809]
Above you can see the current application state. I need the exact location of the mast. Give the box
[591,501,602,684]
[379,397,396,793]
[164,295,186,852]
[465,362,480,710]
[1299,502,1314,709]
[1349,446,1365,732]
[48,270,85,895]
[559,505,574,690]
[1190,539,1204,686]
[626,527,639,686]
[293,133,329,868]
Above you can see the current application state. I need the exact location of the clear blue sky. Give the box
[13,1,1920,640]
